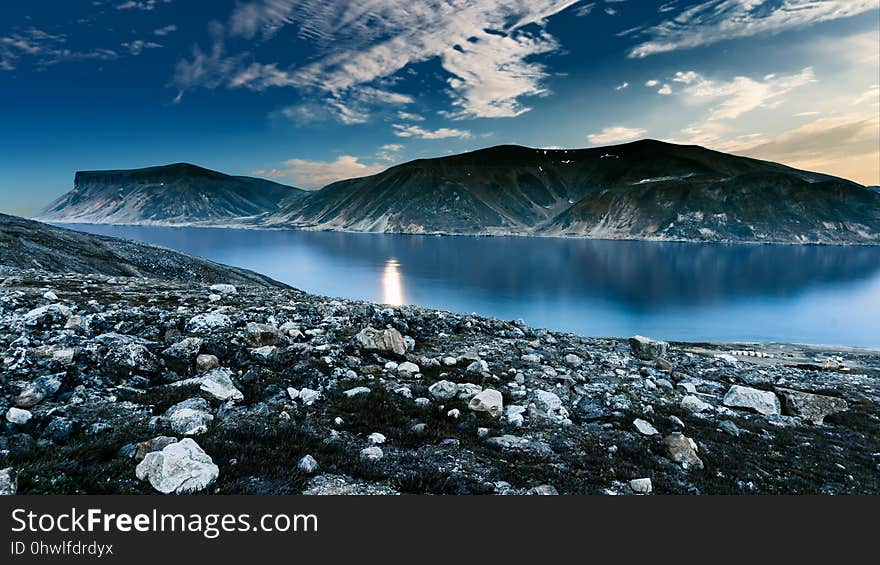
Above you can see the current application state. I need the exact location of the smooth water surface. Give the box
[65,224,880,347]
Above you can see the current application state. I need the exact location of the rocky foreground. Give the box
[1,267,878,495]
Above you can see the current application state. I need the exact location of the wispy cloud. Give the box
[254,155,387,189]
[587,126,646,145]
[629,0,877,58]
[392,123,472,139]
[153,24,178,36]
[0,27,119,71]
[121,40,162,56]
[116,0,173,11]
[673,67,816,120]
[176,0,580,121]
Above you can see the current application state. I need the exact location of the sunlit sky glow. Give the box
[1,0,878,216]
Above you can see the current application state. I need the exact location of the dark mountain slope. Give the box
[0,214,286,287]
[267,140,879,243]
[35,163,304,225]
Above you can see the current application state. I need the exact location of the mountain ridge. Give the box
[34,140,880,244]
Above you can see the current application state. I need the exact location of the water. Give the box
[65,224,880,348]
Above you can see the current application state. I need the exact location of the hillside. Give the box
[34,163,304,225]
[0,213,286,287]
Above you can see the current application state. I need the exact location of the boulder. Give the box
[526,485,559,495]
[360,446,384,461]
[628,335,669,361]
[532,390,570,424]
[633,418,659,436]
[776,388,848,425]
[681,395,712,413]
[135,438,219,494]
[397,361,420,376]
[186,312,233,335]
[245,322,287,347]
[564,353,583,367]
[297,455,319,474]
[428,380,459,400]
[15,373,63,408]
[468,389,503,418]
[722,385,780,416]
[343,386,371,398]
[6,407,32,425]
[662,432,704,470]
[0,468,16,495]
[629,478,653,494]
[199,368,244,403]
[166,398,214,436]
[96,333,159,375]
[196,354,220,372]
[209,284,237,295]
[23,304,71,327]
[355,327,409,356]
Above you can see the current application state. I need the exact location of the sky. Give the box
[0,0,878,216]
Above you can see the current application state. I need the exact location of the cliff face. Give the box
[35,163,304,225]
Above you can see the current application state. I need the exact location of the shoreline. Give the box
[2,267,877,495]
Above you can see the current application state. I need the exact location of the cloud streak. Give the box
[629,0,877,58]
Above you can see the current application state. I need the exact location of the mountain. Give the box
[266,140,880,244]
[33,142,880,244]
[0,213,286,287]
[35,163,305,225]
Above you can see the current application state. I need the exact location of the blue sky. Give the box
[1,0,878,215]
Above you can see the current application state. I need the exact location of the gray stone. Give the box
[186,312,232,334]
[662,432,704,470]
[245,322,287,347]
[360,446,384,461]
[196,354,220,372]
[397,361,420,376]
[199,367,244,403]
[629,478,653,494]
[355,327,409,356]
[634,418,659,436]
[468,389,503,418]
[681,395,712,413]
[6,407,32,425]
[532,390,570,424]
[629,335,669,361]
[723,385,780,416]
[0,468,16,495]
[526,484,558,495]
[428,380,459,400]
[776,388,848,425]
[297,455,319,474]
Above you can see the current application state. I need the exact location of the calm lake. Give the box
[65,224,880,348]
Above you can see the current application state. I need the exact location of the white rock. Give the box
[0,467,16,495]
[299,388,321,406]
[397,361,420,376]
[633,418,659,436]
[442,356,458,366]
[199,368,244,403]
[629,478,653,494]
[343,386,371,398]
[506,405,526,427]
[723,385,780,416]
[360,446,384,461]
[355,327,409,356]
[532,390,570,424]
[5,407,32,425]
[186,312,232,334]
[681,395,712,413]
[43,291,58,300]
[447,408,460,419]
[297,455,319,474]
[367,432,386,444]
[468,389,503,418]
[521,354,542,364]
[466,360,489,374]
[287,387,300,400]
[564,353,583,367]
[428,380,459,400]
[135,438,219,494]
[209,284,238,295]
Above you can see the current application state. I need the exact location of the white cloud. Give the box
[254,155,388,189]
[657,83,672,95]
[179,0,580,120]
[645,79,659,87]
[629,0,877,58]
[587,126,647,145]
[392,124,471,139]
[397,111,425,122]
[615,81,629,90]
[116,0,172,10]
[733,113,880,184]
[121,40,163,56]
[154,25,178,36]
[0,27,119,71]
[676,67,815,120]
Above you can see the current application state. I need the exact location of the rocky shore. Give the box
[1,267,878,495]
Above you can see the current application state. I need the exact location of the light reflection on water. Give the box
[382,258,404,306]
[61,224,880,347]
